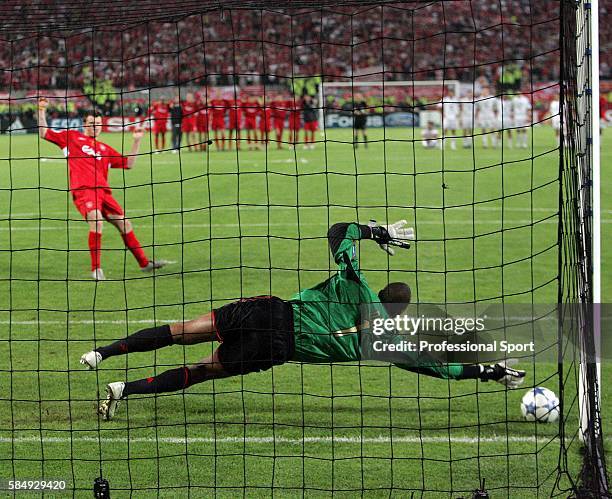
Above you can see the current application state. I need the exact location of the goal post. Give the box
[571,0,606,491]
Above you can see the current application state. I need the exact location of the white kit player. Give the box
[500,95,514,148]
[512,93,532,148]
[441,88,460,150]
[422,121,441,149]
[460,90,475,148]
[491,93,503,148]
[476,87,501,148]
[549,98,560,142]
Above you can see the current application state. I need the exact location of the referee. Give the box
[353,94,368,147]
[170,97,182,152]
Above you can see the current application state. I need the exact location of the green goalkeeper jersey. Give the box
[289,223,378,363]
[288,222,465,380]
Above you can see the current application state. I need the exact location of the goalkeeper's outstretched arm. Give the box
[395,361,526,388]
[327,222,372,270]
[327,220,415,269]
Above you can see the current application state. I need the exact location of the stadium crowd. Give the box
[2,0,609,93]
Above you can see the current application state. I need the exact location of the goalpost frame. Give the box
[576,0,601,444]
[569,0,607,493]
[318,80,461,131]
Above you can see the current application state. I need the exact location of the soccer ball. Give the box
[520,387,560,423]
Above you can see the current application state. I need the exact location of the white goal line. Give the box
[0,435,564,445]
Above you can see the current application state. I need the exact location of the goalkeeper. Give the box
[81,221,526,420]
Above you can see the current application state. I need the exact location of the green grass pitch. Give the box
[0,126,610,497]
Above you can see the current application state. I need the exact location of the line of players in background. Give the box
[424,87,537,150]
[148,92,319,153]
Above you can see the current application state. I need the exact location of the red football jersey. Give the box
[288,99,301,113]
[182,101,197,119]
[243,100,260,121]
[270,100,288,119]
[197,106,209,120]
[227,99,242,116]
[44,129,128,191]
[151,102,169,119]
[210,99,227,120]
[258,106,272,129]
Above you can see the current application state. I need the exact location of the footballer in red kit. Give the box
[227,98,242,150]
[181,93,198,151]
[196,97,210,151]
[150,99,169,151]
[210,92,227,151]
[258,99,272,146]
[38,97,167,280]
[270,96,288,149]
[243,95,260,150]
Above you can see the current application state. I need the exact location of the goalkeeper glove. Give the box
[369,220,415,256]
[478,361,526,389]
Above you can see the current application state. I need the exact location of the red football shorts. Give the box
[153,123,167,134]
[229,112,242,130]
[273,117,285,131]
[304,121,318,132]
[182,117,197,133]
[197,116,209,132]
[72,189,124,219]
[212,118,226,131]
[289,115,301,131]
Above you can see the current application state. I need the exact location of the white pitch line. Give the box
[269,158,309,164]
[0,435,562,445]
[0,205,580,219]
[0,219,589,233]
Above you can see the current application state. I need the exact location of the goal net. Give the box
[0,0,606,497]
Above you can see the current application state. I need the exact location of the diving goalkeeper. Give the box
[80,221,526,420]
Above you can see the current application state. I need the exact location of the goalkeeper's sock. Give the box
[89,231,102,271]
[123,366,192,396]
[96,325,173,360]
[121,231,149,268]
